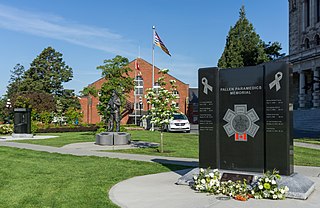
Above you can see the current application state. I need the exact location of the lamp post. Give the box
[5,99,12,124]
[139,96,142,125]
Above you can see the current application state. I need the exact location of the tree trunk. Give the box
[160,131,164,153]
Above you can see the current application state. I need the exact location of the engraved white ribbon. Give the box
[202,77,213,95]
[269,72,283,92]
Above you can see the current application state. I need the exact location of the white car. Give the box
[167,114,191,133]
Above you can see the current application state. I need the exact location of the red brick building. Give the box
[79,58,189,124]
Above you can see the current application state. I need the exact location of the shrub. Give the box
[0,124,13,135]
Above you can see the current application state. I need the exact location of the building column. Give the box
[312,68,320,108]
[299,70,307,108]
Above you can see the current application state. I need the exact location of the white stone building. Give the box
[288,0,320,109]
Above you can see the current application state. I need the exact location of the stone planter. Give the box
[95,132,131,146]
[114,132,131,145]
[96,132,113,145]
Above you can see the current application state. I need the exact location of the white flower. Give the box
[280,189,285,194]
[271,180,276,185]
[273,195,278,199]
[270,191,274,194]
[251,190,255,194]
[193,176,198,181]
[200,168,204,173]
[201,179,206,184]
[259,185,263,190]
[284,186,289,192]
[208,172,214,178]
[265,178,270,183]
[213,169,218,172]
[278,194,283,199]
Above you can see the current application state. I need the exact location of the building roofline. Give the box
[130,58,189,86]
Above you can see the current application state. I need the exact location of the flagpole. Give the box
[152,25,155,89]
[151,26,155,131]
[134,58,137,125]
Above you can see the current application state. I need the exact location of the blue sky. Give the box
[0,0,288,97]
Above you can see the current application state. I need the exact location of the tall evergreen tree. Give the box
[21,46,73,95]
[218,6,269,68]
[6,64,25,98]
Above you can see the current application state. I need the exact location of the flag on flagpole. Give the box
[135,59,142,76]
[154,31,171,56]
[135,59,140,70]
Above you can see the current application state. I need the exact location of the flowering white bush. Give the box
[0,124,13,135]
[192,168,289,201]
[143,68,178,153]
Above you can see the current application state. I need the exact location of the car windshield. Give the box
[173,114,187,120]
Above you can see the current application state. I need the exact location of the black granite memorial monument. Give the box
[198,62,293,176]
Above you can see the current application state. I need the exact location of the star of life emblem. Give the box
[223,104,259,142]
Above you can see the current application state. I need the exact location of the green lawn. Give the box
[0,146,186,208]
[117,131,199,158]
[294,146,320,166]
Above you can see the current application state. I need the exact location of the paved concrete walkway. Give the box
[110,167,320,208]
[294,142,320,150]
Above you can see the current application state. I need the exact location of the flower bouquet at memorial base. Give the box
[251,170,289,200]
[192,168,289,201]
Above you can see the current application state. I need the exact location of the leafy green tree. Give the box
[80,86,98,97]
[263,41,285,61]
[11,92,56,113]
[39,111,53,125]
[65,107,83,125]
[96,55,134,122]
[57,89,81,113]
[0,98,7,123]
[20,46,73,95]
[218,6,269,68]
[144,69,178,153]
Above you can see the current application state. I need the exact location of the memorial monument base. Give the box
[176,168,315,200]
[96,132,130,146]
[12,133,34,138]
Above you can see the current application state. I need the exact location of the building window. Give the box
[154,82,160,94]
[135,76,143,95]
[315,34,320,46]
[305,38,310,49]
[135,102,144,110]
[305,0,310,27]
